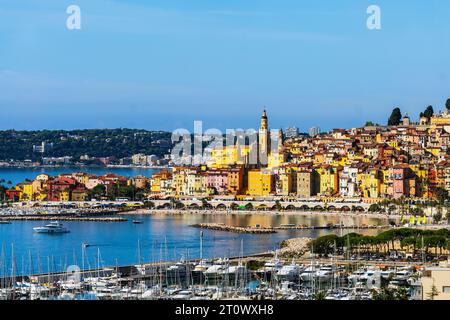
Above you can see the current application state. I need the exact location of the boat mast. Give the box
[200,231,203,261]
[0,243,4,289]
[137,239,142,266]
[11,243,16,299]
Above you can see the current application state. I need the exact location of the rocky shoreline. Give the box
[277,237,312,258]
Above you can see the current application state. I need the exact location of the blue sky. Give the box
[1,0,450,132]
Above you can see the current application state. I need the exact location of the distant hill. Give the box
[0,129,173,161]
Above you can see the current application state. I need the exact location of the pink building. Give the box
[206,170,229,195]
[392,165,415,198]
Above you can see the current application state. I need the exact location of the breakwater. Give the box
[191,223,276,234]
[0,215,127,222]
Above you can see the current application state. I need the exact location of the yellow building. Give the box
[247,170,273,196]
[73,173,91,186]
[317,166,339,196]
[357,169,381,199]
[410,165,430,198]
[208,145,251,169]
[186,172,207,196]
[380,168,392,197]
[268,150,286,169]
[172,168,188,196]
[59,190,70,202]
[17,183,33,201]
[150,171,171,193]
[277,167,296,195]
[430,113,450,126]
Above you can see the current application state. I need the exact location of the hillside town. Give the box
[3,105,450,208]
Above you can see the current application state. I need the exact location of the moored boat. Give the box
[33,221,70,234]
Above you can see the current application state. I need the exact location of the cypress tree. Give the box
[388,107,402,126]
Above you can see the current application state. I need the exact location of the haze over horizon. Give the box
[1,0,450,132]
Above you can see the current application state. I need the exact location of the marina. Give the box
[0,247,431,301]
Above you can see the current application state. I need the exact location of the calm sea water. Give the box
[0,213,387,276]
[0,167,159,186]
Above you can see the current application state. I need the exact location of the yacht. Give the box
[193,259,213,273]
[299,266,316,282]
[262,256,284,273]
[316,265,334,282]
[33,221,70,233]
[393,267,414,282]
[277,260,303,282]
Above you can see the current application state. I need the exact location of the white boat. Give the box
[33,221,70,233]
[262,256,284,273]
[171,290,194,300]
[277,260,303,281]
[193,259,213,272]
[393,267,413,281]
[316,265,333,282]
[300,266,316,282]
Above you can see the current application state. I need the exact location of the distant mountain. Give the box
[0,129,173,161]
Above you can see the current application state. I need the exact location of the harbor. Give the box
[0,246,434,301]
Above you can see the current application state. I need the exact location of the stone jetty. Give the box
[277,237,312,258]
[0,215,127,222]
[192,223,276,234]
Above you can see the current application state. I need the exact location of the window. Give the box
[443,286,450,293]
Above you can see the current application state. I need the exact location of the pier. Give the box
[0,215,127,222]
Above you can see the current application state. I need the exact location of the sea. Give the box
[0,166,160,186]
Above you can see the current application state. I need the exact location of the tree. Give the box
[372,287,409,300]
[427,283,439,300]
[310,234,340,255]
[143,200,154,209]
[388,107,402,126]
[446,98,450,111]
[275,200,282,211]
[433,211,442,224]
[312,291,327,300]
[369,203,382,212]
[89,184,106,200]
[435,187,448,204]
[420,105,434,119]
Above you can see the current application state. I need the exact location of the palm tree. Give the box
[312,291,327,300]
